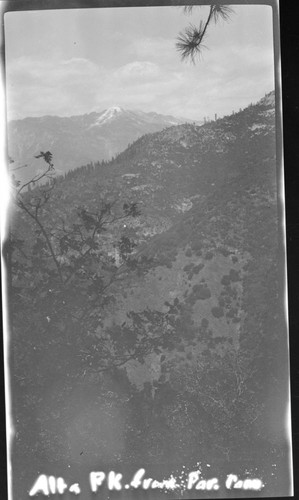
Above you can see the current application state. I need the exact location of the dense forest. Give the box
[5,91,291,499]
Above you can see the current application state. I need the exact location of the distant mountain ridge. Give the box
[44,90,276,251]
[7,106,199,181]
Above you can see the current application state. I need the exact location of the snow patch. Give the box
[90,106,124,127]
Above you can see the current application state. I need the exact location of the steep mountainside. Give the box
[14,90,279,367]
[42,90,281,394]
[87,91,280,369]
[7,106,196,181]
[10,91,290,498]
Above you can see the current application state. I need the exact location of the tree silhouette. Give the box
[176,4,234,63]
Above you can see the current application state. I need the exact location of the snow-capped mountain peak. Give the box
[106,105,124,114]
[93,105,125,126]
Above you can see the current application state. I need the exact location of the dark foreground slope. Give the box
[9,91,291,499]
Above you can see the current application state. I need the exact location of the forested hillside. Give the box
[7,90,291,498]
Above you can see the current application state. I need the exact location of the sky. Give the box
[4,4,275,122]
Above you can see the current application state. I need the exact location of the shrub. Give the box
[229,269,241,282]
[218,247,230,257]
[226,307,238,318]
[192,284,211,300]
[201,318,209,328]
[218,297,225,307]
[183,263,193,272]
[191,241,202,252]
[211,306,224,318]
[221,275,230,286]
[193,263,204,273]
[232,317,241,323]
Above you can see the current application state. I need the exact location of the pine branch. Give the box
[176,4,234,63]
[176,21,207,63]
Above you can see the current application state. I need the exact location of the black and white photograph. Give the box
[1,1,293,498]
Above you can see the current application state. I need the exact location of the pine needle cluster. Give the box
[176,4,234,63]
